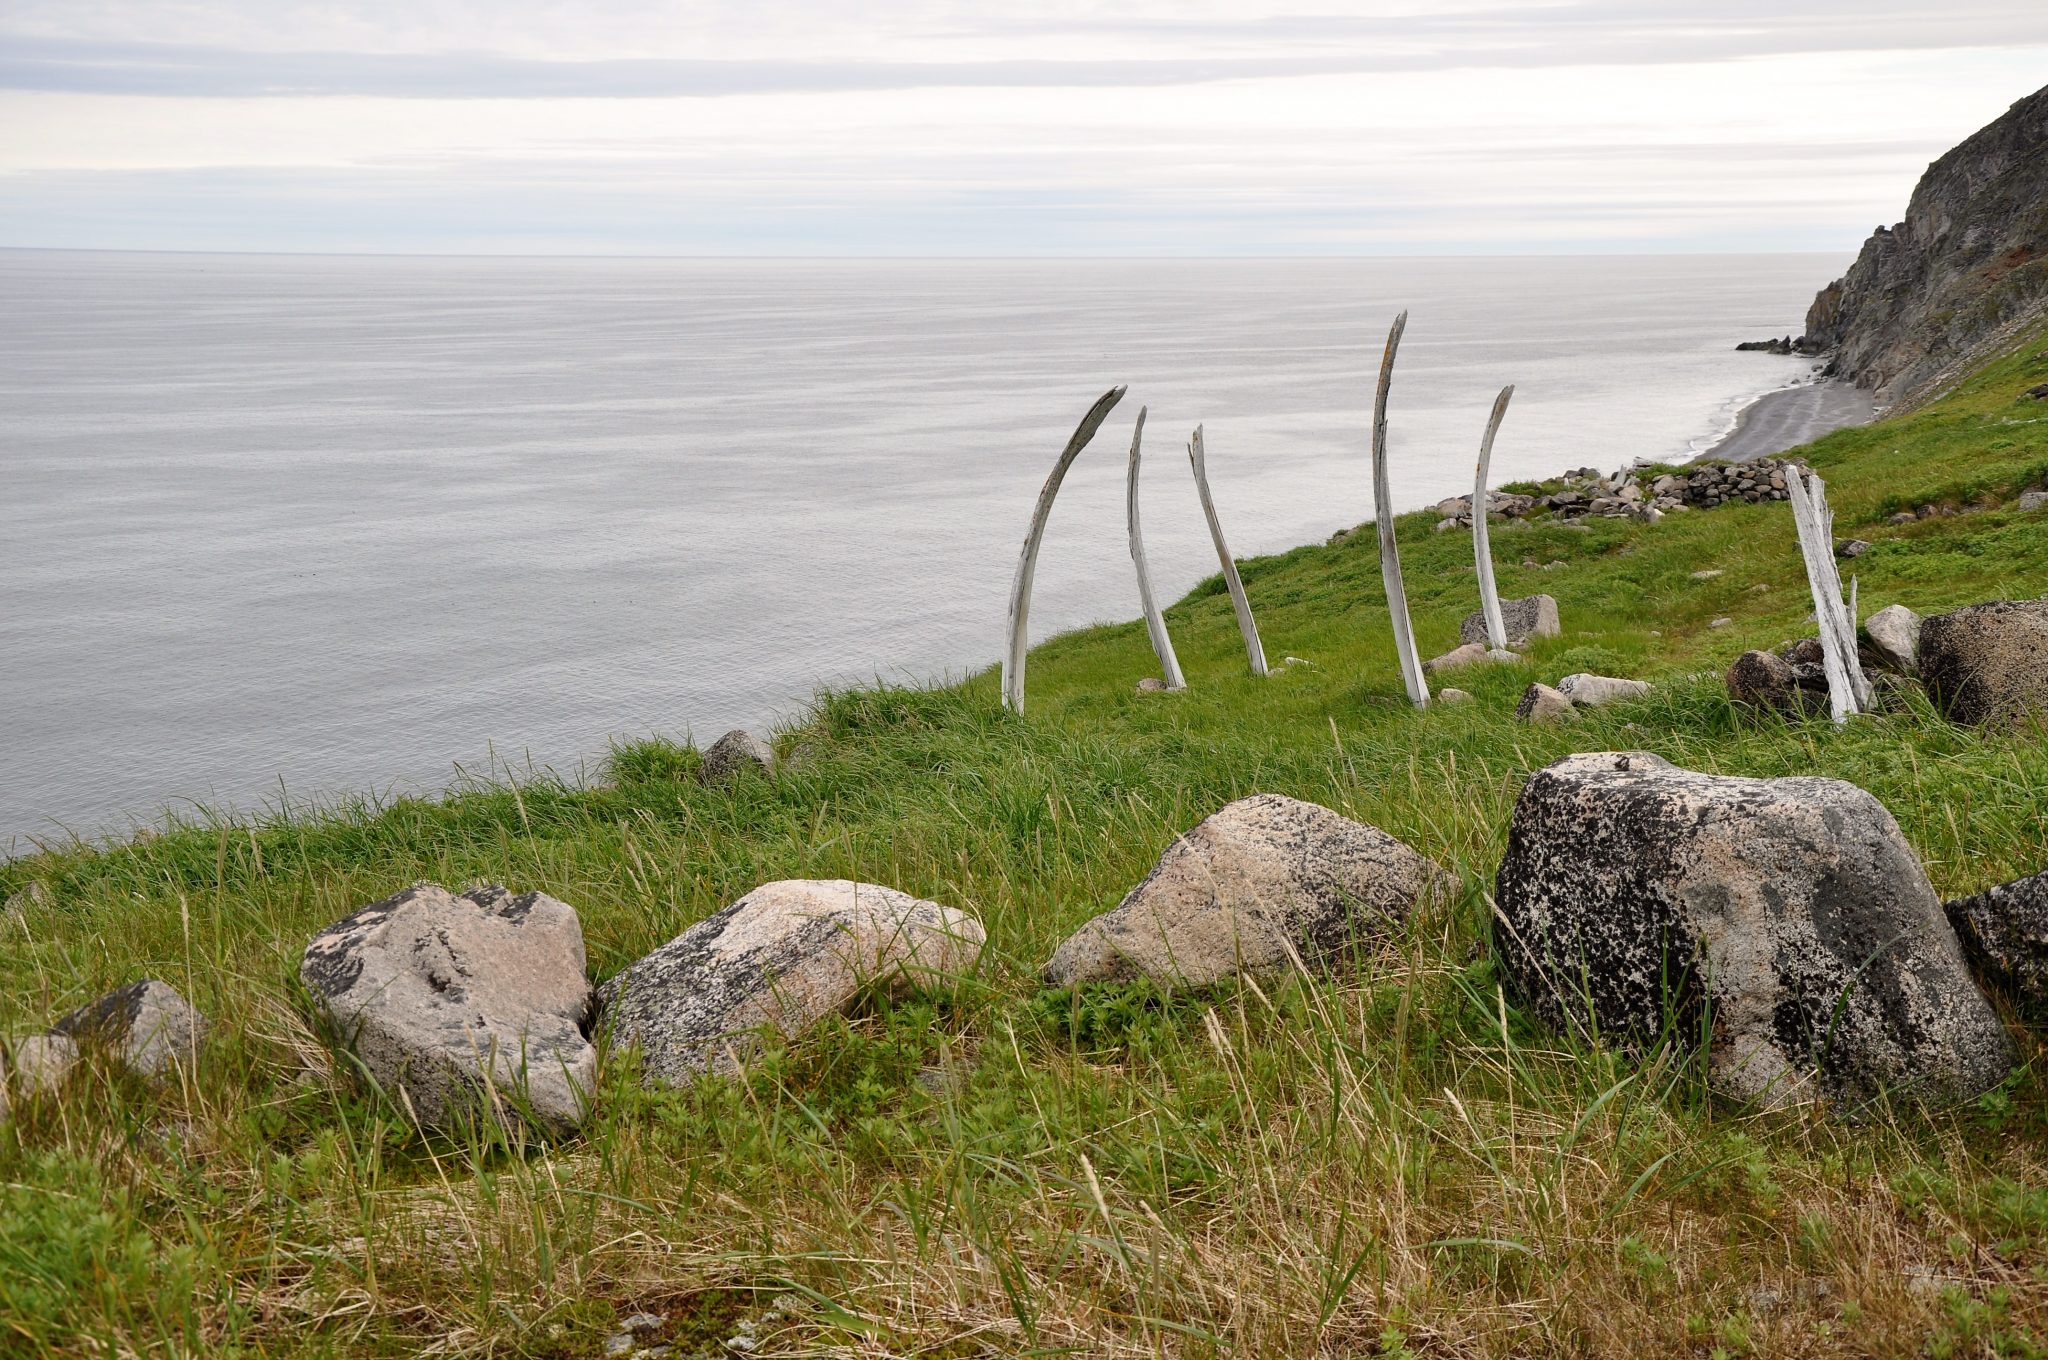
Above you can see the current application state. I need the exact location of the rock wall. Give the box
[1803,83,2048,405]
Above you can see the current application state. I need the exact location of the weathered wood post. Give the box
[1784,466,1873,724]
[1003,386,1126,715]
[1187,425,1268,677]
[1372,312,1429,708]
[1472,384,1515,652]
[1125,406,1186,691]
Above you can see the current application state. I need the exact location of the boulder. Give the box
[698,730,775,785]
[1043,794,1445,988]
[2018,490,2048,513]
[1459,594,1560,648]
[1861,604,1922,674]
[301,883,597,1135]
[1436,687,1473,704]
[1919,601,2048,727]
[1515,683,1575,724]
[600,880,984,1086]
[3,879,47,921]
[1836,539,1871,559]
[1424,642,1489,673]
[1555,673,1653,706]
[1726,649,1828,713]
[0,1035,78,1122]
[1944,869,2048,1020]
[1495,752,2012,1108]
[52,980,207,1081]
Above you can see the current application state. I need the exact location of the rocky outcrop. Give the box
[52,980,207,1081]
[301,883,598,1135]
[1459,595,1560,648]
[1919,600,2048,727]
[699,730,775,785]
[1043,795,1445,988]
[1944,869,2048,1021]
[1802,84,2048,405]
[600,880,984,1086]
[1495,752,2011,1108]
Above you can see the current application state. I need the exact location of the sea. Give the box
[1,251,1839,851]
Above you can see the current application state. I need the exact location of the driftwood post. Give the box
[1784,466,1872,724]
[1187,425,1268,677]
[1372,312,1429,708]
[1003,385,1126,714]
[1472,384,1515,651]
[1125,406,1186,690]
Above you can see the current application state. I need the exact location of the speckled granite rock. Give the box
[301,883,597,1135]
[1459,594,1560,648]
[698,730,776,785]
[1862,604,1923,675]
[1515,683,1574,724]
[52,979,208,1081]
[1727,649,1829,714]
[1555,673,1653,706]
[1919,601,2048,727]
[600,880,984,1086]
[0,1035,78,1122]
[1043,794,1446,987]
[1944,869,2048,1021]
[1495,752,2011,1109]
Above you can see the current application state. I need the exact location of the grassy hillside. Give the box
[4,328,2048,1359]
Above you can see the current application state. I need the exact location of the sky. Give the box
[1,2,2045,255]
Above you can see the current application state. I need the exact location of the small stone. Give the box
[1709,617,1733,629]
[2018,490,2048,513]
[1433,517,1460,533]
[1042,795,1447,988]
[1136,677,1168,693]
[698,730,775,785]
[2,879,48,921]
[1459,595,1560,648]
[0,1034,80,1121]
[1689,569,1723,581]
[1554,674,1653,706]
[1515,683,1575,724]
[1861,604,1922,674]
[1836,539,1871,559]
[601,880,985,1086]
[1436,687,1472,704]
[1424,642,1490,673]
[1888,511,1918,526]
[1919,601,2048,727]
[52,980,207,1081]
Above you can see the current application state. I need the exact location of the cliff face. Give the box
[1805,83,2048,406]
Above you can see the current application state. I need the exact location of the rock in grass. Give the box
[1861,604,1923,674]
[1555,673,1653,706]
[1436,687,1473,704]
[3,879,48,921]
[1727,649,1828,714]
[52,980,207,1081]
[698,730,775,785]
[1944,869,2048,1021]
[1425,643,1516,674]
[301,883,597,1135]
[1495,752,2011,1108]
[1459,594,1560,648]
[1515,683,1574,723]
[1042,794,1446,988]
[600,880,984,1087]
[0,1035,78,1122]
[1919,601,2048,727]
[2019,490,2048,513]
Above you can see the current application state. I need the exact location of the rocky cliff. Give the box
[1804,83,2048,406]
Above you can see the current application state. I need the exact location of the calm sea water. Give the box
[1,252,1835,850]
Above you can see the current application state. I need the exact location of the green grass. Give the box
[4,327,2048,1358]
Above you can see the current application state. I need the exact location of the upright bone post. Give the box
[1125,406,1185,690]
[1187,425,1268,677]
[1003,385,1127,714]
[1372,312,1429,708]
[1472,385,1515,652]
[1784,466,1872,724]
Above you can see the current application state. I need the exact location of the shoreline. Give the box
[1697,374,1876,463]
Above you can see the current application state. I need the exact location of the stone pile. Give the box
[1431,458,1800,533]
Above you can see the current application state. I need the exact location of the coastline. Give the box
[1698,374,1876,462]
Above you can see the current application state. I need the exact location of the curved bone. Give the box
[1785,467,1872,723]
[1125,406,1186,691]
[1472,384,1516,651]
[1187,425,1268,676]
[1372,312,1429,708]
[1003,385,1127,714]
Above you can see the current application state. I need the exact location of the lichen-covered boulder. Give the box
[1043,794,1446,988]
[1555,673,1653,706]
[52,980,207,1081]
[1460,595,1560,648]
[301,883,597,1135]
[1727,649,1828,714]
[0,1035,77,1122]
[599,880,984,1086]
[1944,869,2048,1021]
[1861,604,1922,674]
[1496,752,2011,1108]
[1919,601,2048,727]
[698,730,775,785]
[1515,682,1574,723]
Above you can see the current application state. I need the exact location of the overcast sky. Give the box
[2,2,2044,255]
